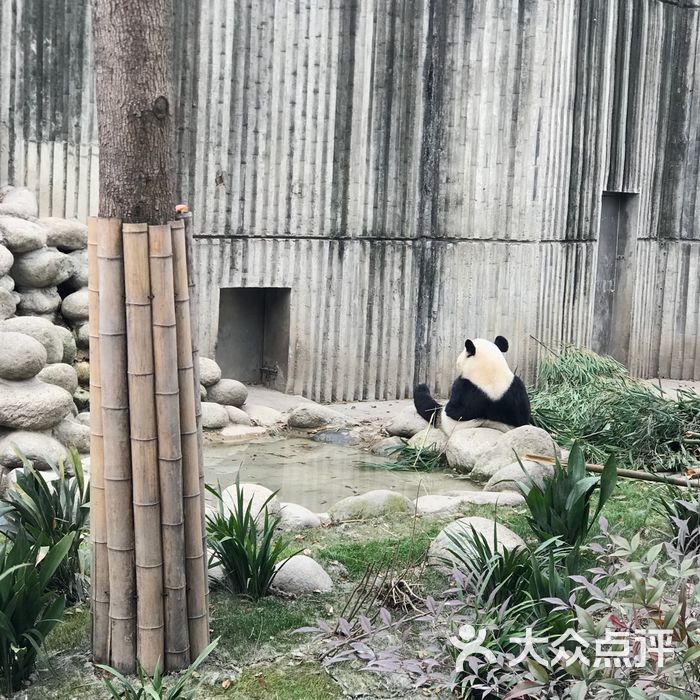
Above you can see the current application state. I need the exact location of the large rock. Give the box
[243,404,284,427]
[198,357,222,387]
[201,401,230,429]
[386,406,430,438]
[371,436,404,456]
[470,426,560,482]
[0,331,47,380]
[0,316,64,363]
[207,379,248,407]
[41,217,88,251]
[74,322,89,348]
[485,461,555,493]
[0,244,12,276]
[445,427,504,474]
[219,424,267,441]
[272,555,333,595]
[330,489,413,522]
[287,403,349,429]
[0,377,74,430]
[0,431,69,471]
[16,286,61,315]
[11,247,74,288]
[0,287,16,319]
[60,288,89,322]
[52,417,90,453]
[226,405,253,426]
[0,274,14,291]
[428,516,526,569]
[53,325,77,365]
[0,186,38,219]
[0,216,47,253]
[413,491,524,517]
[37,363,79,395]
[279,502,322,531]
[221,482,281,519]
[62,249,88,292]
[407,427,448,456]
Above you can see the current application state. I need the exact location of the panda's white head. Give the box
[455,336,514,400]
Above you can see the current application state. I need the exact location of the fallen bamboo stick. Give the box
[88,216,109,664]
[123,222,164,673]
[525,454,700,489]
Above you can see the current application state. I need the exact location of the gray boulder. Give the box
[0,186,38,219]
[279,502,322,531]
[219,425,267,440]
[0,216,47,253]
[407,427,448,456]
[11,247,74,288]
[76,412,90,426]
[428,516,526,569]
[16,286,61,315]
[0,287,16,319]
[221,482,281,519]
[0,331,47,380]
[413,490,524,517]
[0,377,74,430]
[0,316,64,363]
[63,249,88,291]
[330,489,413,522]
[386,406,430,438]
[74,322,89,348]
[243,404,284,427]
[287,403,349,429]
[0,274,14,291]
[207,378,248,407]
[272,555,333,594]
[54,325,77,365]
[60,288,89,322]
[470,426,560,482]
[0,244,12,276]
[445,427,504,474]
[198,357,222,387]
[52,417,91,453]
[38,363,79,395]
[201,401,230,429]
[226,405,253,426]
[485,460,555,493]
[41,217,88,251]
[371,436,404,456]
[0,431,69,471]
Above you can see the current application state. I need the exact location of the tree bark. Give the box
[92,0,175,224]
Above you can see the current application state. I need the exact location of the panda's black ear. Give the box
[465,339,476,356]
[494,336,509,353]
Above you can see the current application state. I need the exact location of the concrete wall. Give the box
[1,0,699,401]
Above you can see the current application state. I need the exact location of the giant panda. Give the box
[413,335,531,434]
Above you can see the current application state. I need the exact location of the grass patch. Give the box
[367,442,447,472]
[44,604,90,654]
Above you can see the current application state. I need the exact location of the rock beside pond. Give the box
[272,555,333,595]
[371,436,404,456]
[221,482,281,519]
[52,417,91,453]
[226,405,253,426]
[407,427,448,455]
[413,490,524,516]
[198,357,222,387]
[385,406,429,438]
[485,460,555,493]
[0,316,64,363]
[470,425,560,482]
[219,425,268,441]
[38,362,78,395]
[201,401,230,429]
[428,516,526,569]
[287,404,349,429]
[279,502,322,530]
[445,427,503,473]
[0,431,69,471]
[42,217,88,252]
[0,331,46,380]
[312,428,361,446]
[0,377,74,430]
[207,378,248,407]
[244,404,284,427]
[330,489,413,522]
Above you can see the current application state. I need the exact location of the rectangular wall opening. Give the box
[216,287,291,391]
[591,192,639,366]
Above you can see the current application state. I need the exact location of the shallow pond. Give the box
[203,436,475,511]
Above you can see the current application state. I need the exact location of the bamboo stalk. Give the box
[171,218,209,655]
[98,217,136,673]
[149,223,190,670]
[525,454,700,489]
[123,223,165,673]
[181,212,209,611]
[89,216,110,664]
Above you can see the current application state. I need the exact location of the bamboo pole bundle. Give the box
[88,217,110,664]
[149,223,190,669]
[98,218,136,673]
[123,223,165,673]
[182,213,208,607]
[171,219,209,655]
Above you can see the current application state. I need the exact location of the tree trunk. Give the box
[93,0,175,224]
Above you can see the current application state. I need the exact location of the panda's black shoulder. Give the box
[495,374,532,426]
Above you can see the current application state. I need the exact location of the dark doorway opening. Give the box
[591,193,638,365]
[216,287,291,391]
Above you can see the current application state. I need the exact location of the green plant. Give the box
[0,449,90,603]
[517,442,617,553]
[367,441,447,472]
[206,477,299,600]
[0,529,75,694]
[99,637,219,699]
